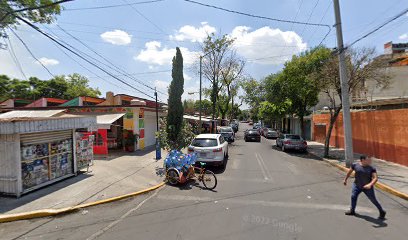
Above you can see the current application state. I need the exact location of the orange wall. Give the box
[313,109,408,166]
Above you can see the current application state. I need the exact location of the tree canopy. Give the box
[0,0,65,34]
[0,73,100,102]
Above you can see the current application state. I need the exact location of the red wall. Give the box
[313,109,408,166]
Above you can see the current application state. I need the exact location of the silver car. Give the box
[276,134,307,152]
[264,128,278,139]
[188,134,229,167]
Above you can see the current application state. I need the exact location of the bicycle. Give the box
[166,162,217,190]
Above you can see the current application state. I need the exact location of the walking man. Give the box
[343,155,386,219]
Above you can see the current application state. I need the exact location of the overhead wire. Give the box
[64,0,165,11]
[299,0,320,37]
[5,35,28,80]
[121,0,167,35]
[306,1,332,46]
[54,24,168,95]
[9,28,55,78]
[347,7,408,48]
[13,15,157,101]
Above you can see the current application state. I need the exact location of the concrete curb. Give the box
[322,158,408,201]
[0,182,165,223]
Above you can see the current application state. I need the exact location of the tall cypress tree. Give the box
[166,47,184,149]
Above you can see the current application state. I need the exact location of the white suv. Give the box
[188,134,229,167]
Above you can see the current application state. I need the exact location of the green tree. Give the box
[315,47,391,157]
[166,47,185,149]
[193,99,212,116]
[0,75,11,101]
[183,99,195,115]
[240,78,264,121]
[279,47,332,137]
[0,0,65,34]
[65,73,100,98]
[200,34,235,121]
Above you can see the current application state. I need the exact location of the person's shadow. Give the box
[355,213,388,228]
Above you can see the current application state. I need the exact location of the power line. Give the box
[5,35,27,80]
[0,0,73,23]
[9,28,55,77]
[54,24,168,95]
[13,16,157,100]
[64,0,165,11]
[183,0,331,29]
[348,7,408,48]
[122,0,167,34]
[306,1,332,45]
[299,0,320,37]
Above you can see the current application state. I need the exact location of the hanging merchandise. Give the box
[75,132,94,170]
[20,133,74,192]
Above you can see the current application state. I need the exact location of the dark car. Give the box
[244,129,261,142]
[220,127,235,143]
[230,123,238,133]
[276,134,307,152]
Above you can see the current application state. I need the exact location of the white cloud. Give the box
[184,73,192,81]
[100,30,132,45]
[135,41,200,65]
[35,57,59,66]
[154,79,170,92]
[230,26,307,65]
[170,22,216,42]
[399,33,408,40]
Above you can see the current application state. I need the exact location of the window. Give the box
[219,136,225,144]
[192,138,218,147]
[287,135,301,140]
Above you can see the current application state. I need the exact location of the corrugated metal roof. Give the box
[0,110,65,119]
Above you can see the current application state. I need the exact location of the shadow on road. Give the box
[271,145,323,161]
[354,213,388,228]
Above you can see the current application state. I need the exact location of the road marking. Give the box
[156,194,374,213]
[255,153,273,182]
[217,175,269,183]
[86,188,162,240]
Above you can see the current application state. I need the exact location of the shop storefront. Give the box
[0,116,96,197]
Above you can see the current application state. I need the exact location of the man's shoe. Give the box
[379,211,386,220]
[345,210,355,216]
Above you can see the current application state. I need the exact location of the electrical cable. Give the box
[9,28,55,77]
[5,35,28,80]
[122,0,167,34]
[347,7,408,48]
[13,16,156,100]
[54,24,168,95]
[64,0,164,11]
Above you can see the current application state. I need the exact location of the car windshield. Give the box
[220,127,233,133]
[286,135,301,139]
[192,138,218,147]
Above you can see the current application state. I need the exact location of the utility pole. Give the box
[199,56,202,134]
[155,88,161,160]
[333,0,354,167]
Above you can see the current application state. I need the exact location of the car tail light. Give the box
[188,146,194,152]
[303,141,307,145]
[213,147,222,152]
[284,140,291,144]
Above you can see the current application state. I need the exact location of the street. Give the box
[1,124,408,240]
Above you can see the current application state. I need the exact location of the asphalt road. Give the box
[1,123,408,240]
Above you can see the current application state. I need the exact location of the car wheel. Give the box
[282,145,286,152]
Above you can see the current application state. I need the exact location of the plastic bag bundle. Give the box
[164,150,197,170]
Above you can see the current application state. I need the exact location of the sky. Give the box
[1,0,408,104]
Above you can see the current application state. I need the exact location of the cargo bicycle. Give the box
[165,162,217,190]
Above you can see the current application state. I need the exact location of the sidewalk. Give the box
[0,146,165,215]
[307,141,408,196]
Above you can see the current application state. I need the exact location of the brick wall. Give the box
[312,109,408,166]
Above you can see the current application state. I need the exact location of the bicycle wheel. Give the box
[166,168,179,185]
[202,170,217,190]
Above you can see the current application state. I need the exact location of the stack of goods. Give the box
[164,150,197,171]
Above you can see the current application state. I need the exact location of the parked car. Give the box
[264,128,279,139]
[276,134,307,152]
[244,129,261,142]
[260,127,268,136]
[188,134,228,167]
[230,123,238,133]
[220,126,235,143]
